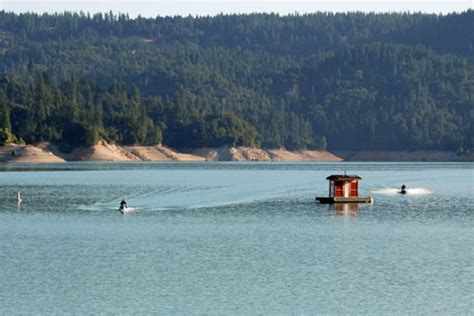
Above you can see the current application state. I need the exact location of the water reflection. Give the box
[332,203,359,216]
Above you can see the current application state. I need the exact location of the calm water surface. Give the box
[0,162,473,314]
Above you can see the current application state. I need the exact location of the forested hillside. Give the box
[0,10,472,151]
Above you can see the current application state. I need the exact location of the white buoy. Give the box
[16,192,22,203]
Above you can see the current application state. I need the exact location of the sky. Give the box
[0,0,472,17]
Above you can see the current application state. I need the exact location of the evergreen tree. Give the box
[0,11,472,150]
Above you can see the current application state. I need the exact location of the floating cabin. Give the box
[316,174,373,204]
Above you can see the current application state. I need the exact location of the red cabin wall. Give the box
[334,181,344,197]
[350,181,358,197]
[329,179,360,197]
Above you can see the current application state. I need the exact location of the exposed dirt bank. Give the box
[0,141,207,162]
[62,141,206,162]
[0,144,66,163]
[192,147,271,161]
[123,145,205,161]
[191,147,342,161]
[267,148,343,161]
[2,142,469,163]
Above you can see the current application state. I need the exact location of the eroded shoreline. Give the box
[0,141,472,163]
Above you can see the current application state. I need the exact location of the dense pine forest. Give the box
[0,10,473,151]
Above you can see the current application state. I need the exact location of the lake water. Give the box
[0,162,473,314]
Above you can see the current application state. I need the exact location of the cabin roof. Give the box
[326,174,361,181]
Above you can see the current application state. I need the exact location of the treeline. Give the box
[0,11,472,55]
[0,11,473,151]
[0,75,259,148]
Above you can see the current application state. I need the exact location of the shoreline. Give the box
[0,142,472,163]
[335,150,473,162]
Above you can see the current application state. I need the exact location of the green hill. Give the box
[0,10,472,151]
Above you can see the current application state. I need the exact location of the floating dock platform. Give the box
[316,196,373,204]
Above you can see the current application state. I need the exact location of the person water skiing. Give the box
[120,199,128,209]
[400,184,407,194]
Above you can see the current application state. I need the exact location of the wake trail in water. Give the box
[117,207,139,214]
[371,188,432,195]
[76,204,142,212]
[107,182,312,211]
[406,188,433,195]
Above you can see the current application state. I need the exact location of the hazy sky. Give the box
[1,0,472,17]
